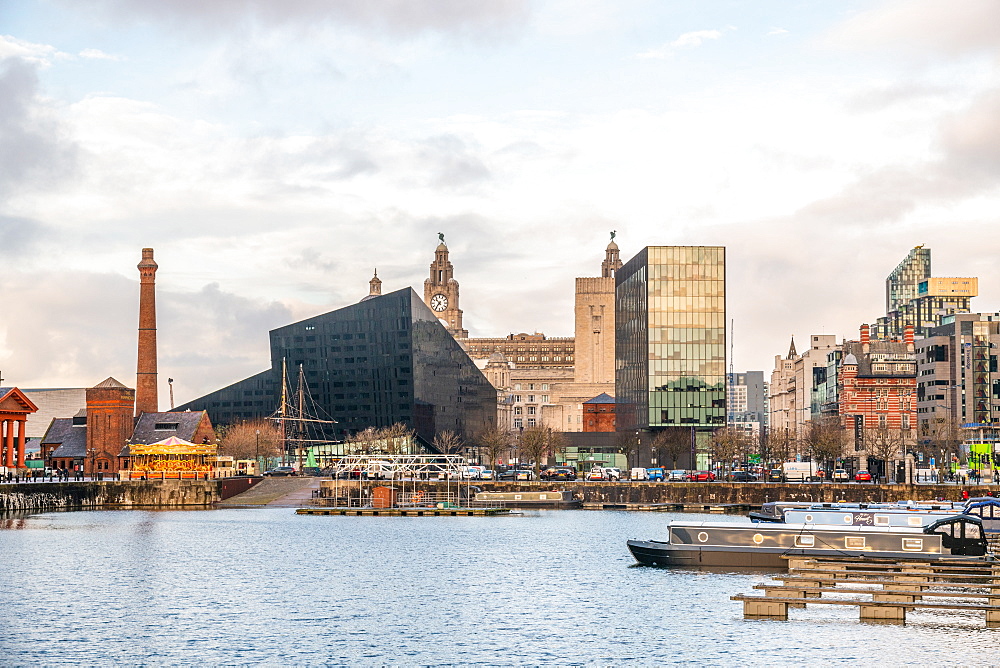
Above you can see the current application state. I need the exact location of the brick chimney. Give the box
[135,248,158,417]
[904,324,915,353]
[860,324,870,355]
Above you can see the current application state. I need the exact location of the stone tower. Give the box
[135,248,158,417]
[423,235,468,338]
[574,235,620,384]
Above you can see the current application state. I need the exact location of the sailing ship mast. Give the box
[271,357,338,467]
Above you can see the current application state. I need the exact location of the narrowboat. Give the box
[627,514,989,568]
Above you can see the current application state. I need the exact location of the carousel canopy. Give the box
[128,436,216,456]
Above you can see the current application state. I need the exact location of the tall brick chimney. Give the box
[904,324,915,353]
[860,323,870,355]
[135,248,158,417]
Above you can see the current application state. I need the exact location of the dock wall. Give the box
[0,480,220,512]
[407,481,989,505]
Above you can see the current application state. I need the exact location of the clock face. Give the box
[430,293,449,311]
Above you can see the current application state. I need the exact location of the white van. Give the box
[630,468,649,481]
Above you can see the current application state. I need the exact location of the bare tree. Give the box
[547,429,569,465]
[219,420,282,461]
[476,425,511,472]
[651,428,691,470]
[381,423,416,455]
[615,432,639,469]
[768,428,794,466]
[517,425,550,475]
[803,417,848,474]
[710,427,748,478]
[866,427,904,483]
[922,417,964,477]
[433,429,463,455]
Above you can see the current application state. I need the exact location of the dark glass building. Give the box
[616,246,726,468]
[176,288,496,445]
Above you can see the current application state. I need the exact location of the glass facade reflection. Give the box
[177,288,496,446]
[616,246,726,456]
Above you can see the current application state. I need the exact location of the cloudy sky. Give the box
[2,0,1000,405]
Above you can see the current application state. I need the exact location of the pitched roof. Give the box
[92,377,128,389]
[584,393,616,404]
[48,420,88,459]
[129,411,208,445]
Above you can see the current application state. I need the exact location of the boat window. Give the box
[965,523,982,539]
[907,516,923,527]
[752,533,764,545]
[934,523,953,537]
[697,532,709,543]
[843,514,853,524]
[902,538,923,551]
[875,516,890,526]
[845,536,865,549]
[804,514,814,522]
[795,535,815,547]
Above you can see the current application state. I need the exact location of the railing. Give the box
[118,469,233,481]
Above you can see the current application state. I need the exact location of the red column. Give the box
[3,420,13,468]
[16,419,25,468]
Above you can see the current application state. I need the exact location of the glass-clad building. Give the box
[177,287,496,447]
[616,246,726,467]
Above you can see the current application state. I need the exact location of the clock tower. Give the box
[424,234,468,338]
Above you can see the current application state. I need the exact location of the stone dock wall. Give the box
[0,480,220,512]
[407,481,989,505]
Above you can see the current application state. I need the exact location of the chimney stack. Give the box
[860,324,870,355]
[904,324,915,353]
[135,248,158,417]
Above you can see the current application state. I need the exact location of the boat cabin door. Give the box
[923,515,988,556]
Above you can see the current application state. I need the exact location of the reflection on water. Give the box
[0,508,997,665]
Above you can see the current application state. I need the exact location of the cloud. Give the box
[417,135,491,190]
[75,0,530,39]
[938,90,1000,179]
[827,0,1000,57]
[79,48,123,61]
[767,28,788,37]
[0,55,78,198]
[636,28,725,60]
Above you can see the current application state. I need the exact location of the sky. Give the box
[2,0,1000,406]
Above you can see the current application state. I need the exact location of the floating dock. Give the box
[296,506,512,517]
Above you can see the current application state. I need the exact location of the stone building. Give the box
[0,387,39,470]
[769,334,838,442]
[423,236,468,339]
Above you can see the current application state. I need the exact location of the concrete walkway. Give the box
[217,477,321,507]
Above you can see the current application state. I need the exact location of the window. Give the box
[514,406,522,415]
[845,536,866,549]
[154,422,179,430]
[794,535,815,547]
[512,395,522,403]
[902,538,923,551]
[541,395,549,403]
[527,407,536,415]
[514,418,523,429]
[527,418,536,427]
[514,384,522,390]
[528,395,535,403]
[542,384,549,391]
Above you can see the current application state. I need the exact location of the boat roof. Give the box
[669,520,934,534]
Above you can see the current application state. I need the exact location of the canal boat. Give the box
[752,498,1000,534]
[626,514,989,568]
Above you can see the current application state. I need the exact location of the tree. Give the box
[433,430,463,455]
[803,417,848,473]
[381,423,416,455]
[615,431,639,469]
[517,426,550,475]
[767,428,794,466]
[650,428,691,470]
[476,425,511,472]
[866,427,905,483]
[710,427,748,477]
[923,417,964,476]
[219,420,282,461]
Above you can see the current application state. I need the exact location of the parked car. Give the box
[514,469,534,481]
[854,470,872,482]
[300,466,322,477]
[263,466,297,477]
[479,469,496,480]
[767,469,784,482]
[832,468,850,481]
[646,467,666,482]
[686,470,715,482]
[667,469,687,482]
[630,468,649,481]
[540,467,577,481]
[604,467,623,481]
[729,469,757,482]
[586,468,607,481]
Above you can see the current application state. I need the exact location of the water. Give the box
[1,508,999,666]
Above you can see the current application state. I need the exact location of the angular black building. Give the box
[176,288,496,444]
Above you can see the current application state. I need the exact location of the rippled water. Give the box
[1,508,999,665]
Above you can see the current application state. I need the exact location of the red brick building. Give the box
[583,393,616,432]
[838,324,918,459]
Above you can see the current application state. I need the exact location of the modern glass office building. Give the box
[177,288,496,447]
[616,246,726,467]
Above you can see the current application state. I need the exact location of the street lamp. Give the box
[255,429,261,475]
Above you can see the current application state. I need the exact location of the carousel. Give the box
[119,436,233,480]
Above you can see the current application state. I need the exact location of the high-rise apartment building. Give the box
[727,371,767,439]
[615,246,726,468]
